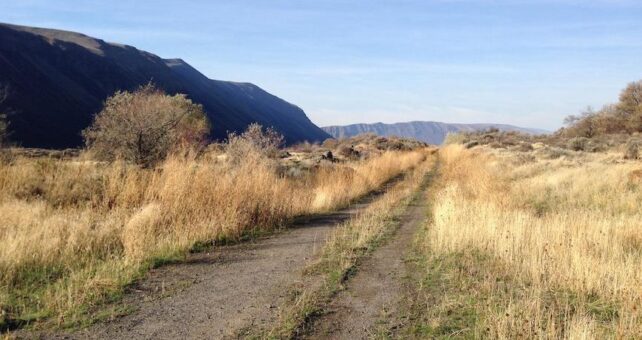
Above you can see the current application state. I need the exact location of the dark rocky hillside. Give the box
[0,23,329,148]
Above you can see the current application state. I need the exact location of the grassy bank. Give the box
[411,145,642,338]
[0,147,427,331]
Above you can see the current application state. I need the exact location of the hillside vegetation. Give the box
[448,79,642,160]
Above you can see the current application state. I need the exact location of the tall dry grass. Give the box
[425,145,642,338]
[0,147,427,329]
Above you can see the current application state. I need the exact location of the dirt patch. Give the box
[301,191,428,339]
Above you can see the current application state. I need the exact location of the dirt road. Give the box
[301,188,428,339]
[45,184,396,340]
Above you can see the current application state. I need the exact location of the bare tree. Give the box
[619,81,642,111]
[83,83,210,166]
[563,107,598,138]
[618,80,642,132]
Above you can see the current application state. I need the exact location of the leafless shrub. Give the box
[82,84,210,167]
[225,123,284,165]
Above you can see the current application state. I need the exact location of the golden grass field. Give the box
[3,136,641,340]
[420,145,642,338]
[0,147,425,329]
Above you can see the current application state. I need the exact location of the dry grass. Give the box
[421,145,642,338]
[0,146,427,330]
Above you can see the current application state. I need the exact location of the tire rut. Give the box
[301,187,429,340]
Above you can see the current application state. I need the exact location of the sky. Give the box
[1,1,641,130]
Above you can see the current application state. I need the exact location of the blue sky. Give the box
[1,1,641,130]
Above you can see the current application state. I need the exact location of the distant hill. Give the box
[0,23,330,148]
[322,121,547,145]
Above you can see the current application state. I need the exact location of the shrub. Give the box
[337,144,360,159]
[83,84,210,167]
[225,123,284,165]
[563,108,599,138]
[568,137,588,151]
[624,139,639,160]
[619,81,642,133]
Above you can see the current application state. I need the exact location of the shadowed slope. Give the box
[0,23,330,148]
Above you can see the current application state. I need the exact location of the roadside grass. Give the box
[404,248,625,339]
[404,145,642,339]
[263,155,436,339]
[0,146,429,333]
